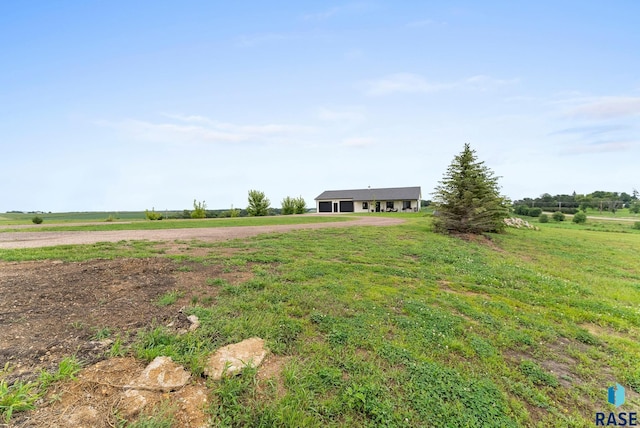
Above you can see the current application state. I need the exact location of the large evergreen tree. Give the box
[432,143,509,234]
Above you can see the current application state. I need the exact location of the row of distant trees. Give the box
[513,190,640,214]
[145,191,307,220]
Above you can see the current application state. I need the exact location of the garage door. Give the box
[318,201,332,213]
[339,201,354,212]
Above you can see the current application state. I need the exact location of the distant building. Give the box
[314,186,421,213]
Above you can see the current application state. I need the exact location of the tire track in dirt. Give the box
[0,216,406,249]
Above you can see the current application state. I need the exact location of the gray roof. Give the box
[315,186,421,201]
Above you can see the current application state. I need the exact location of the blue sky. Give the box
[1,1,639,212]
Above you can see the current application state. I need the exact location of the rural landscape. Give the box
[3,2,639,427]
[1,146,640,427]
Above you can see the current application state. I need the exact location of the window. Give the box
[386,201,394,209]
[362,201,369,210]
[403,201,412,209]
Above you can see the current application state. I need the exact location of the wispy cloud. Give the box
[362,73,518,96]
[549,125,629,138]
[101,115,312,144]
[561,141,637,155]
[565,96,640,119]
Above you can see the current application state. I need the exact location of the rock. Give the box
[504,217,539,230]
[204,337,267,380]
[187,315,200,331]
[118,389,159,418]
[173,384,210,428]
[127,356,190,392]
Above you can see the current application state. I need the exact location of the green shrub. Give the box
[514,205,529,216]
[528,207,542,217]
[539,214,549,223]
[572,212,587,224]
[31,216,43,224]
[145,208,162,221]
[281,196,295,215]
[633,222,640,230]
[191,200,206,219]
[552,211,565,222]
[293,196,307,214]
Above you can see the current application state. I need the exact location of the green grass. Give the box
[0,214,352,232]
[155,290,184,307]
[0,240,164,262]
[3,214,640,426]
[0,378,39,422]
[1,356,83,422]
[0,211,147,225]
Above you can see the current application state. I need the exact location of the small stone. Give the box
[126,356,190,392]
[204,337,267,380]
[187,315,200,331]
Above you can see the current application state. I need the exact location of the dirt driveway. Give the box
[0,216,404,249]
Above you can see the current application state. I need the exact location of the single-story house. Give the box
[315,186,422,213]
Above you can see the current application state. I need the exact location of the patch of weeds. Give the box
[269,318,303,354]
[199,296,215,306]
[211,365,259,425]
[155,290,183,307]
[70,321,85,330]
[176,265,192,272]
[519,360,559,387]
[91,327,112,340]
[625,367,640,393]
[191,296,199,305]
[342,382,395,424]
[377,343,413,365]
[469,335,497,359]
[206,277,228,287]
[0,377,40,422]
[39,356,82,389]
[574,329,600,346]
[109,336,127,357]
[408,361,518,427]
[508,381,551,408]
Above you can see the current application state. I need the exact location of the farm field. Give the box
[1,213,639,426]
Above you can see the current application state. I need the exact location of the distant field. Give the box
[0,211,146,225]
[0,215,354,233]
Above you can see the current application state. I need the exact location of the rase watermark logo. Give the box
[596,383,637,426]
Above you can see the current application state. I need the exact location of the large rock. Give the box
[127,356,191,392]
[204,337,267,380]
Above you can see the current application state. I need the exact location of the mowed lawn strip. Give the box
[2,214,639,426]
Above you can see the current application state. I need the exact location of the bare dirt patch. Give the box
[0,253,252,386]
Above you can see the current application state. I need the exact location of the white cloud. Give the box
[101,115,313,144]
[363,73,517,96]
[566,96,640,119]
[561,141,636,155]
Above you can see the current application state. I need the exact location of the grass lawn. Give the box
[1,214,639,426]
[0,214,353,233]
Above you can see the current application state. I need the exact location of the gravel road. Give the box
[0,216,405,249]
